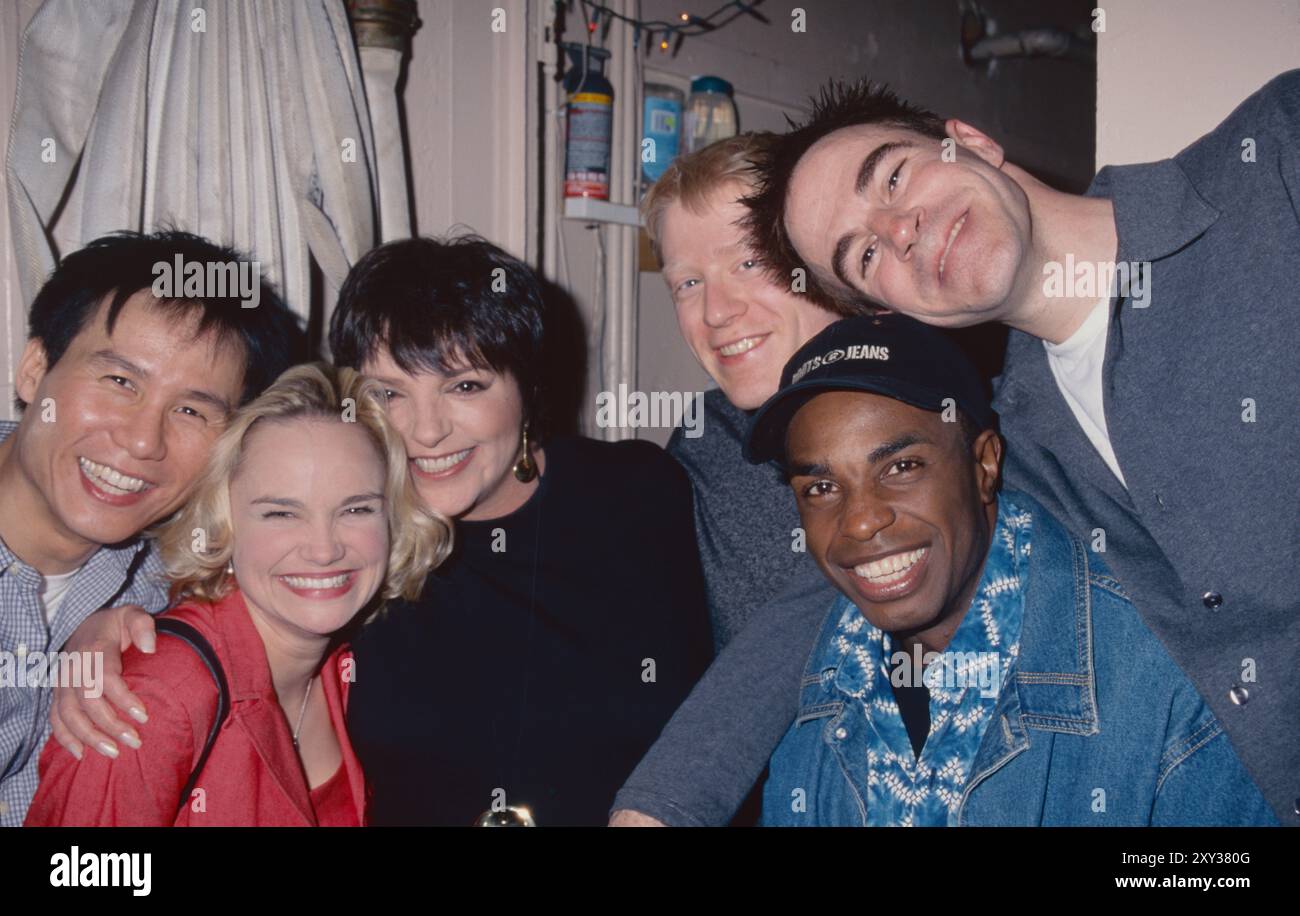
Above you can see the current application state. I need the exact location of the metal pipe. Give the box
[967,28,1092,63]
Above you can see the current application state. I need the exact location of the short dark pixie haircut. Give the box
[24,229,304,409]
[329,235,549,440]
[743,81,948,310]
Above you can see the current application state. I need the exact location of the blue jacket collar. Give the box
[953,491,1107,822]
[999,488,1099,737]
[1088,158,1220,264]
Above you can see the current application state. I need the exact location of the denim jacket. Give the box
[762,490,1278,826]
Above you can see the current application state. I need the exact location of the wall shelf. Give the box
[563,197,642,227]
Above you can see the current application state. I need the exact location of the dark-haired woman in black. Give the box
[330,235,712,825]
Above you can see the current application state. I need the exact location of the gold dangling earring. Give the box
[513,424,537,483]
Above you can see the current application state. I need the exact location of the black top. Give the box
[891,679,931,761]
[347,436,713,826]
[883,647,930,759]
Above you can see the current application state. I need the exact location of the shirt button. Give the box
[15,644,26,657]
[834,727,848,740]
[1293,798,1300,816]
[0,801,8,816]
[4,563,17,576]
[1202,591,1223,610]
[1229,685,1250,706]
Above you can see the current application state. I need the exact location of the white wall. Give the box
[1097,0,1300,166]
[404,0,530,255]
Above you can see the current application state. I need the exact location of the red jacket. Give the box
[26,588,369,826]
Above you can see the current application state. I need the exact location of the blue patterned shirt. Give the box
[822,496,1032,826]
[0,421,170,826]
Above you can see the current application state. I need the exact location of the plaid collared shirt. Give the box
[0,420,169,826]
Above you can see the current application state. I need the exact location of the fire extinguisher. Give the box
[561,42,613,200]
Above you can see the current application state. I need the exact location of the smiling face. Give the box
[786,390,1001,651]
[783,122,1033,328]
[361,346,531,521]
[9,291,246,560]
[660,185,839,410]
[229,418,389,640]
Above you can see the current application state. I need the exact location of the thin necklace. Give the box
[292,677,315,748]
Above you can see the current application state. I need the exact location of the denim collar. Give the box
[991,488,1101,737]
[943,491,1106,829]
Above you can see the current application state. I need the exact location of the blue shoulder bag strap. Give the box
[153,617,231,819]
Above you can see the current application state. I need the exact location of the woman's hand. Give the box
[50,604,157,760]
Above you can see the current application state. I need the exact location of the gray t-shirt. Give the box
[667,389,810,651]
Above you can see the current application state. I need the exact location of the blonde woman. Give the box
[26,363,450,826]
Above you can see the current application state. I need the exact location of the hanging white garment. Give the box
[4,0,395,325]
[356,43,411,246]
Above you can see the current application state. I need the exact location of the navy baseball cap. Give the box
[745,314,996,465]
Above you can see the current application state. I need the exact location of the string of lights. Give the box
[567,0,767,54]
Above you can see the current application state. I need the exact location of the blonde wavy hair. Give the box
[156,362,453,612]
[641,131,776,260]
